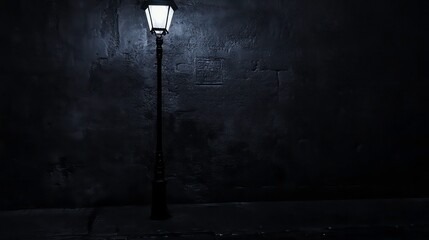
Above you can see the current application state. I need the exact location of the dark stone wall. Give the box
[0,0,427,209]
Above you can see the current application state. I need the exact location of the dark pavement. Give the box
[1,198,429,239]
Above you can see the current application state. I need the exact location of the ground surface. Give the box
[1,198,429,239]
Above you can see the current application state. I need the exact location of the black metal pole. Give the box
[151,35,170,220]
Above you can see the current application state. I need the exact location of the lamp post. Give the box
[141,0,178,220]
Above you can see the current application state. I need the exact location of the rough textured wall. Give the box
[0,0,426,209]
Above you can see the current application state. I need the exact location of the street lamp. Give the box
[141,0,178,220]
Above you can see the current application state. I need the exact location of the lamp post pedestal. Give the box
[151,35,170,220]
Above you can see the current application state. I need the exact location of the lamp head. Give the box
[142,0,178,36]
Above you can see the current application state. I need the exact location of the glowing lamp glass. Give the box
[143,0,177,35]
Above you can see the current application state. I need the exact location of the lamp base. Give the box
[150,180,170,220]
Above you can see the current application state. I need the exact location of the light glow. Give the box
[144,4,175,35]
[145,9,153,30]
[166,8,174,31]
[149,5,169,33]
[143,0,176,35]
